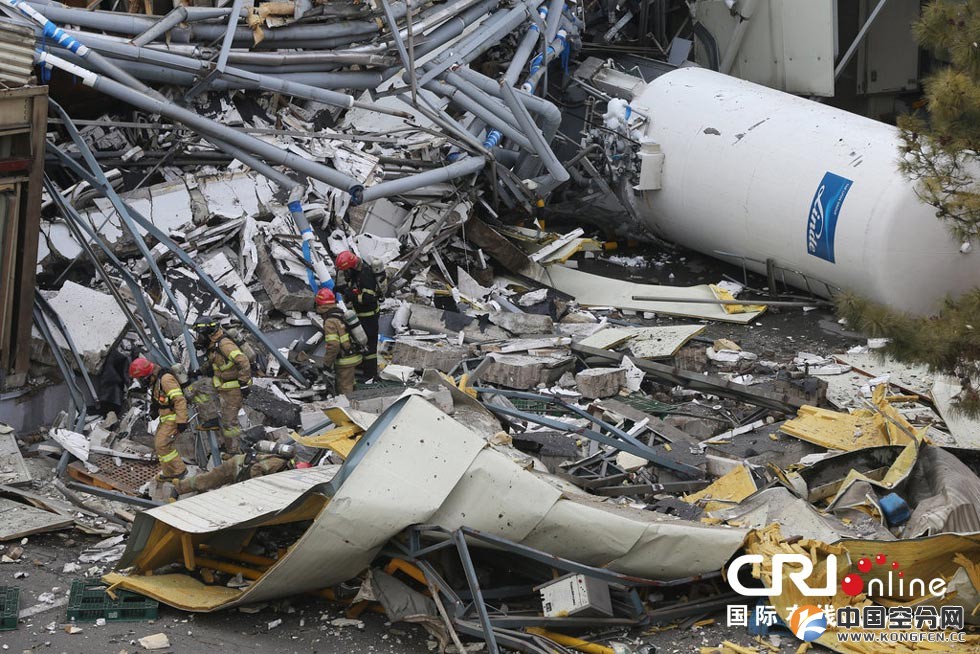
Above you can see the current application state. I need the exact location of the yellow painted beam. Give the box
[525,627,616,654]
[180,533,195,571]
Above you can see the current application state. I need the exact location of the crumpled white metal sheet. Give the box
[114,397,748,610]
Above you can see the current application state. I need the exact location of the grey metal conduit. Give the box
[131,7,184,47]
[38,52,363,199]
[503,21,542,87]
[244,34,382,50]
[417,0,541,86]
[499,81,568,185]
[49,143,310,385]
[132,5,230,46]
[75,30,390,65]
[454,66,561,141]
[378,0,416,98]
[230,62,345,74]
[422,79,534,152]
[26,0,386,42]
[58,52,364,97]
[442,70,523,132]
[211,49,389,67]
[492,148,520,166]
[522,30,569,92]
[380,0,499,81]
[184,18,380,44]
[360,155,486,203]
[526,171,563,196]
[394,0,479,37]
[43,175,174,366]
[359,0,480,56]
[48,98,199,370]
[53,35,382,94]
[543,0,563,41]
[407,0,501,57]
[24,1,160,33]
[3,0,166,101]
[456,1,547,71]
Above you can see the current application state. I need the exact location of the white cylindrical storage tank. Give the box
[629,67,979,314]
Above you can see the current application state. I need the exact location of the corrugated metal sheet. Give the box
[0,20,34,88]
[131,464,340,537]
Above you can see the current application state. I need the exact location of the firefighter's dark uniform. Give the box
[318,305,362,396]
[338,263,380,380]
[173,453,289,494]
[205,329,251,450]
[152,370,188,478]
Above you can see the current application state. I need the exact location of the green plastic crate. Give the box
[66,580,158,623]
[0,586,18,631]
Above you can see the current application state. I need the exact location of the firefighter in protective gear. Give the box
[130,357,188,480]
[194,317,252,451]
[315,287,362,396]
[334,251,380,380]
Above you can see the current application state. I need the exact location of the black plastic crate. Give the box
[66,580,158,623]
[0,586,18,630]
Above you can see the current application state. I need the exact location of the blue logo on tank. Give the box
[806,172,852,263]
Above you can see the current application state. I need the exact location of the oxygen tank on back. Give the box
[343,309,369,347]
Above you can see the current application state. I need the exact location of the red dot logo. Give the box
[891,561,899,569]
[857,558,872,573]
[841,574,864,596]
[875,554,887,565]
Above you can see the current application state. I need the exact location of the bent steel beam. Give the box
[48,99,198,369]
[49,143,309,386]
[43,175,174,366]
[360,155,486,203]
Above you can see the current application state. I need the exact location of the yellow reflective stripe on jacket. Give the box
[360,289,376,296]
[339,334,350,343]
[160,414,177,422]
[338,354,362,366]
[214,378,241,389]
[166,388,184,400]
[356,310,378,317]
[215,358,236,372]
[324,334,340,342]
[159,449,180,462]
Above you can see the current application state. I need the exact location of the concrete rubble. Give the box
[0,1,978,653]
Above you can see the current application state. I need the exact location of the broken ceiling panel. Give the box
[542,265,764,324]
[32,281,128,373]
[576,325,705,358]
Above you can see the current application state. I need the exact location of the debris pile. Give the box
[0,0,979,652]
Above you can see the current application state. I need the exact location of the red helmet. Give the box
[129,357,155,379]
[335,251,359,271]
[315,287,336,306]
